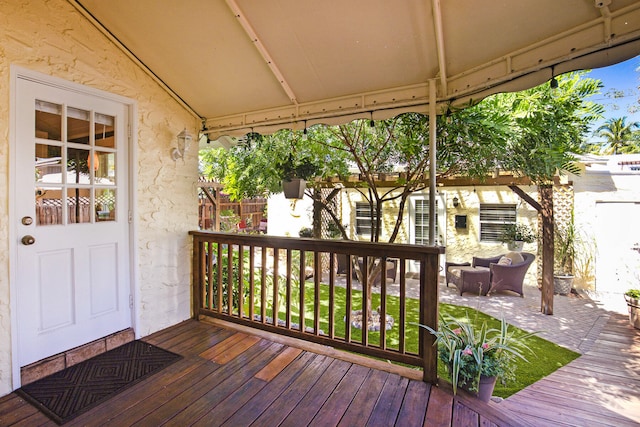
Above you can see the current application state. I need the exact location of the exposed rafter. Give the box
[225,0,299,105]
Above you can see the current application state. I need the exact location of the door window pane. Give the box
[36,186,63,225]
[35,100,62,141]
[66,147,92,184]
[96,151,115,185]
[95,114,115,149]
[36,144,62,183]
[67,187,91,224]
[96,189,116,221]
[67,107,90,144]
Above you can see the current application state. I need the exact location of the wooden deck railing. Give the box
[189,231,445,382]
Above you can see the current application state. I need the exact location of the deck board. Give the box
[4,317,603,427]
[502,313,640,427]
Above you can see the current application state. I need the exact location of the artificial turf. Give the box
[247,280,580,398]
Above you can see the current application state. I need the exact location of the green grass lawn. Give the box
[245,280,580,398]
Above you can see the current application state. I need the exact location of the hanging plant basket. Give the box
[282,178,306,199]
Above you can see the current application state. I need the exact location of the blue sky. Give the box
[584,55,640,139]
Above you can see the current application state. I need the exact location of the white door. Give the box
[14,76,132,367]
[595,202,640,295]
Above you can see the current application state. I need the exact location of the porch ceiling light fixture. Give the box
[171,128,193,160]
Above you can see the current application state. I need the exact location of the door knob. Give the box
[21,235,35,245]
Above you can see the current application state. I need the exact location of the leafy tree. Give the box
[594,116,640,154]
[499,71,603,314]
[500,72,602,179]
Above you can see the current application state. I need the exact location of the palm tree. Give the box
[595,117,640,154]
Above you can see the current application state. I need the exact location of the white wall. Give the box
[571,155,640,292]
[267,193,314,237]
[0,0,198,394]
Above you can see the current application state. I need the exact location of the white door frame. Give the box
[9,66,139,390]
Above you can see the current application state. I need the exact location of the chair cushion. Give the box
[497,256,512,266]
[504,251,524,264]
[448,267,463,280]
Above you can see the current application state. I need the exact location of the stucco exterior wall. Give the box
[276,186,540,285]
[0,0,198,394]
[443,186,538,259]
[570,163,640,291]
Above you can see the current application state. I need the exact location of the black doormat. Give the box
[17,340,182,425]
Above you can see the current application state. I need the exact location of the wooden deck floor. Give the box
[501,312,640,427]
[0,318,531,427]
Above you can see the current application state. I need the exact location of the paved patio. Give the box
[438,280,628,355]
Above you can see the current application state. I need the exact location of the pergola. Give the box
[70,0,640,314]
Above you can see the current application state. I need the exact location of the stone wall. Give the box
[0,0,198,394]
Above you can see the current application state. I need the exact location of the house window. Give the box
[479,203,516,242]
[414,199,439,245]
[355,202,377,236]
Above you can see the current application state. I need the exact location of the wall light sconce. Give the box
[452,196,460,208]
[171,128,193,160]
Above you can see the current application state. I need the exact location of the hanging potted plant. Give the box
[554,214,576,295]
[420,314,536,402]
[624,289,640,329]
[499,223,536,251]
[277,153,318,199]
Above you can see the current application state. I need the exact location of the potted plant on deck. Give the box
[554,214,576,295]
[499,223,536,251]
[624,289,640,329]
[421,314,535,402]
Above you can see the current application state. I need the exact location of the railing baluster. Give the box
[216,243,223,313]
[237,244,244,317]
[399,258,406,354]
[261,247,267,324]
[313,251,321,335]
[272,248,279,327]
[299,250,306,332]
[362,256,369,348]
[248,245,255,322]
[345,255,352,344]
[286,248,292,329]
[328,253,335,339]
[227,244,234,316]
[380,256,387,350]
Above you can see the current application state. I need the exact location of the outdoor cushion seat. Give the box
[446,265,491,296]
[473,252,535,297]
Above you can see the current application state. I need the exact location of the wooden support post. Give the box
[421,253,439,383]
[540,184,554,315]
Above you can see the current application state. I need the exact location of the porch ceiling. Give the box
[71,0,640,138]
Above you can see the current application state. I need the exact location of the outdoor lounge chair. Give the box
[473,252,535,297]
